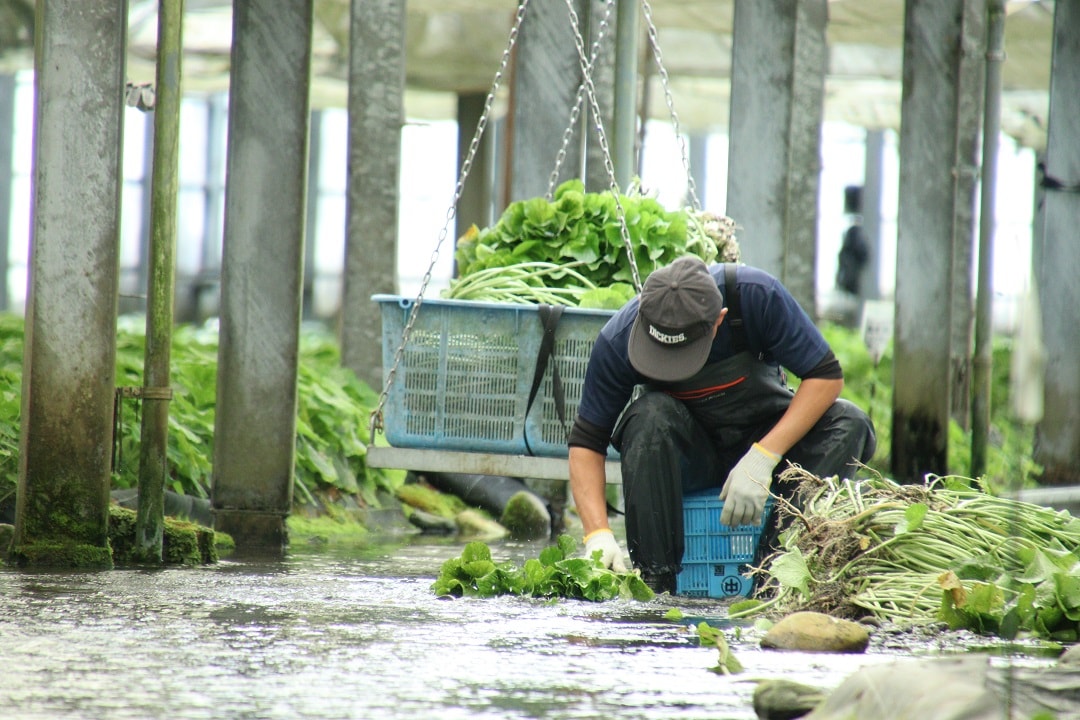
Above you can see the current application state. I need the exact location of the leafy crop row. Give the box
[0,314,400,512]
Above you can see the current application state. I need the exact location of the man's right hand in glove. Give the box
[583,528,628,573]
[720,442,780,527]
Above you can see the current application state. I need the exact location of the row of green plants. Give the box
[0,313,401,513]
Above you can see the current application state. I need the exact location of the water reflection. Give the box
[0,535,1056,720]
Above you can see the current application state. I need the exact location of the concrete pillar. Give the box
[340,0,404,391]
[689,132,709,209]
[611,0,638,192]
[12,0,127,568]
[203,93,227,275]
[861,129,886,301]
[0,74,14,311]
[726,0,827,315]
[891,0,984,483]
[198,92,227,321]
[1035,1,1080,485]
[508,0,589,202]
[949,0,987,431]
[303,109,322,320]
[137,112,155,302]
[455,92,493,240]
[175,93,226,325]
[212,0,313,551]
[1032,152,1045,280]
[490,115,510,216]
[585,0,618,194]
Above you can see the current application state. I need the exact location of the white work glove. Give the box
[720,443,780,527]
[583,528,628,573]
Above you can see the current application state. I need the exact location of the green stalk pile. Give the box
[445,179,740,308]
[733,468,1080,641]
[442,261,600,306]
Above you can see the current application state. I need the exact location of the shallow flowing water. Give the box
[0,534,1058,720]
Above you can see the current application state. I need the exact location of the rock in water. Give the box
[407,509,457,535]
[454,509,508,541]
[760,611,870,653]
[803,656,998,720]
[753,679,827,720]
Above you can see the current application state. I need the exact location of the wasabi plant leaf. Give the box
[695,622,743,675]
[894,502,927,534]
[556,534,577,558]
[539,544,567,567]
[1055,572,1080,621]
[728,598,764,616]
[460,541,492,564]
[770,547,812,599]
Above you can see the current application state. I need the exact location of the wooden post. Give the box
[135,0,185,563]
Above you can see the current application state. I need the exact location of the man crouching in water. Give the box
[569,255,877,593]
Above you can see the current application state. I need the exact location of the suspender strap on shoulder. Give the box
[723,263,747,353]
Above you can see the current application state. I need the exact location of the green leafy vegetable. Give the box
[577,283,637,310]
[431,535,655,602]
[446,179,740,306]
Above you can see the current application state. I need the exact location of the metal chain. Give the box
[564,0,643,293]
[369,0,532,440]
[369,0,698,439]
[641,0,701,211]
[545,0,617,201]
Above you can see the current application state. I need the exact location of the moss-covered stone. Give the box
[10,540,114,568]
[499,491,550,540]
[162,520,202,565]
[13,483,112,568]
[107,504,138,559]
[108,505,219,566]
[396,482,469,518]
[287,513,370,545]
[213,529,235,555]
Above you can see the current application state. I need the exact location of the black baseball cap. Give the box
[628,256,724,382]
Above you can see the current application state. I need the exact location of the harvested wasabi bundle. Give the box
[431,534,654,602]
[445,179,740,308]
[733,468,1080,640]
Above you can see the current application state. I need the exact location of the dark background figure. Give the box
[836,185,869,297]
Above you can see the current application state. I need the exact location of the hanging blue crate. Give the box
[373,295,616,458]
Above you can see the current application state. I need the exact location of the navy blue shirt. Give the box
[575,264,831,437]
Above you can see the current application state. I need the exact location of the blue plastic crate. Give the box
[373,295,616,458]
[676,490,773,599]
